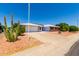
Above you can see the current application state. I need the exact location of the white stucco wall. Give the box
[26,25,40,32]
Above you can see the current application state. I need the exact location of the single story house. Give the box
[44,24,60,31]
[21,23,60,32]
[21,23,43,32]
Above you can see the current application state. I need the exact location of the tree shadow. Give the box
[65,40,79,56]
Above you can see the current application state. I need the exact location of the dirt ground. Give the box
[13,32,79,56]
[0,33,42,55]
[0,31,79,56]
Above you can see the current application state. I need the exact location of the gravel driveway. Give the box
[13,32,79,56]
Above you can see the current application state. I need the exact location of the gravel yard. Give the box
[0,33,42,55]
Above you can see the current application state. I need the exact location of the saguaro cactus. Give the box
[14,20,21,37]
[4,16,10,41]
[4,16,18,42]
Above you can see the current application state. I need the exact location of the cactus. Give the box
[4,16,19,42]
[15,20,21,36]
[4,16,10,41]
[17,20,21,35]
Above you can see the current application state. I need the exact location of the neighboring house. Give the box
[21,23,60,32]
[44,24,60,31]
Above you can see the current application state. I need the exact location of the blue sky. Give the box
[0,3,28,26]
[0,3,79,26]
[30,3,79,26]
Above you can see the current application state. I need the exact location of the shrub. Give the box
[0,22,3,33]
[1,25,4,32]
[20,25,26,33]
[69,26,79,32]
[56,23,69,31]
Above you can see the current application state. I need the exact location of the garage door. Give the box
[26,26,39,32]
[44,27,50,31]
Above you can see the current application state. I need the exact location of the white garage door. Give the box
[44,27,50,31]
[26,26,39,32]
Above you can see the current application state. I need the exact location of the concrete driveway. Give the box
[13,32,79,56]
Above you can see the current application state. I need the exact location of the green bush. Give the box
[0,22,3,32]
[56,23,69,31]
[20,25,26,33]
[1,26,4,32]
[69,26,79,32]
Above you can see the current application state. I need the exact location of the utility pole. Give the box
[28,3,30,33]
[28,3,30,40]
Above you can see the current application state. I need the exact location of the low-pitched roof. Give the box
[21,23,42,27]
[21,23,59,28]
[44,24,59,27]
